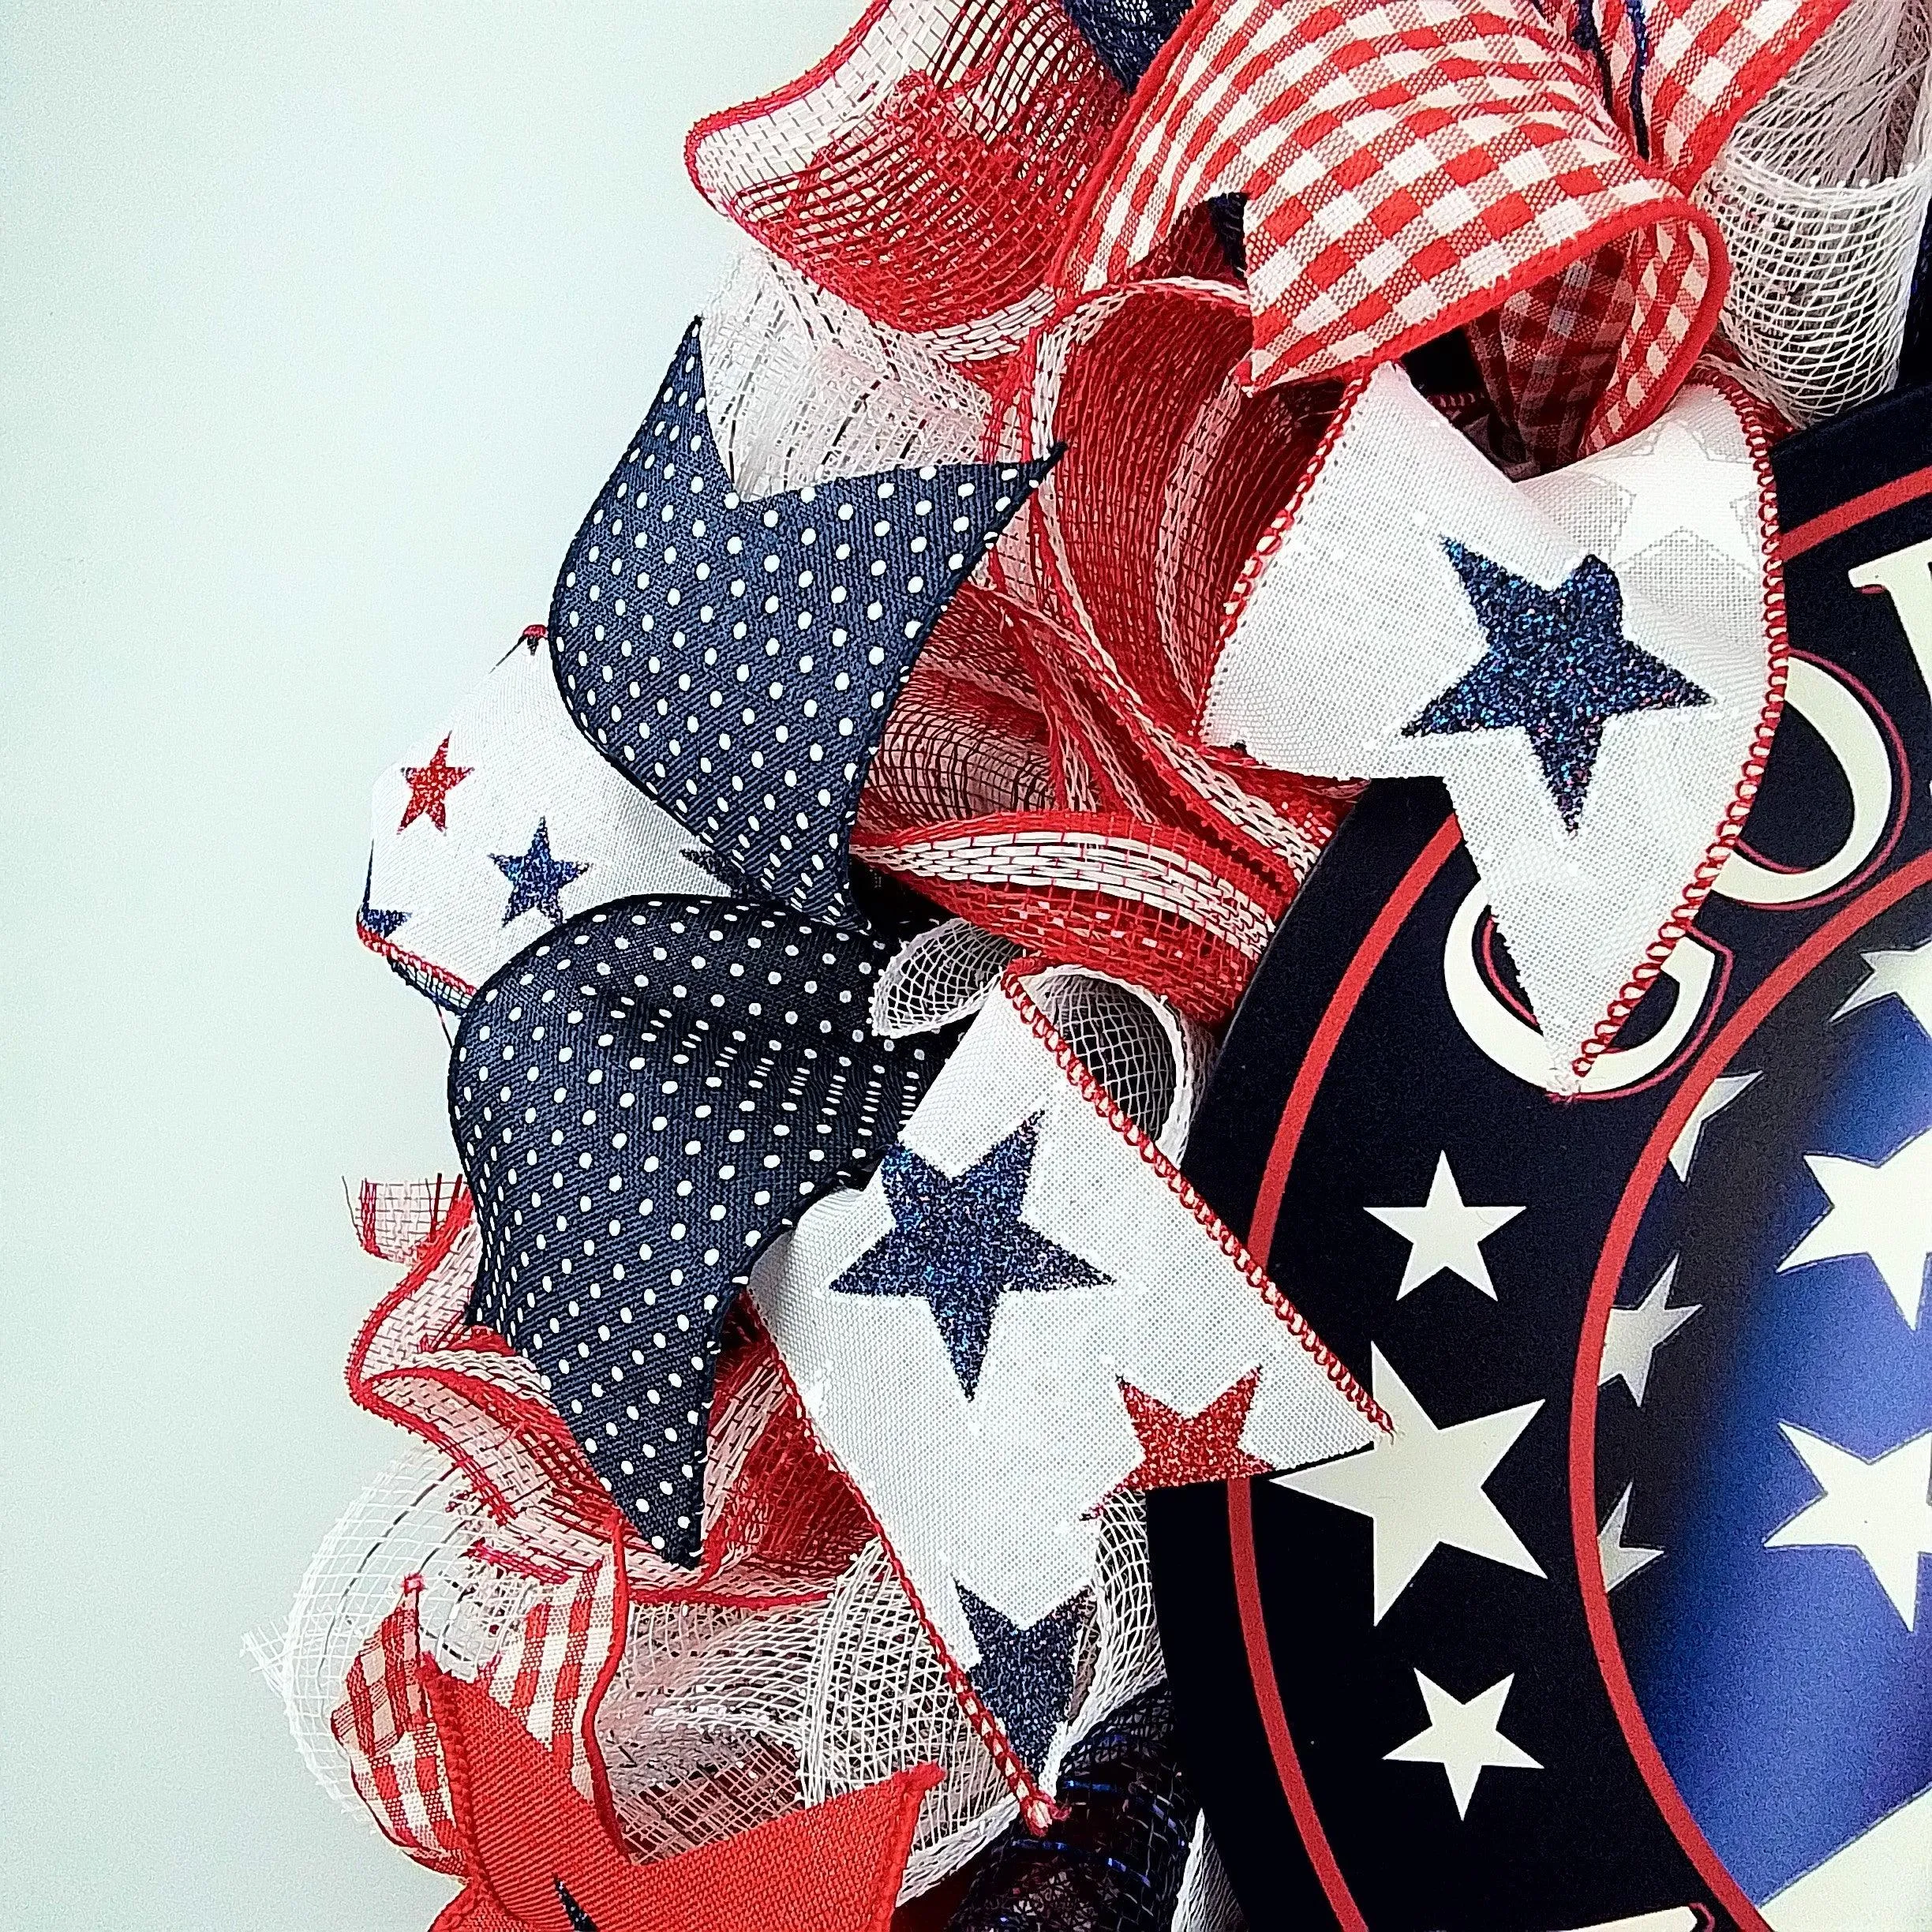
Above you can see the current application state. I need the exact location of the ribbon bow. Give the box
[1204,363,1784,1088]
[691,0,1844,462]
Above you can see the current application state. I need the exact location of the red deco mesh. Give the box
[1003,280,1354,881]
[864,582,1059,826]
[856,573,1299,1024]
[686,0,1127,357]
[346,1183,869,1600]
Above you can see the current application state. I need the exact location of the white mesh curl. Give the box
[704,249,995,499]
[872,930,1216,1157]
[1702,0,1932,424]
[871,918,1024,1038]
[802,1494,1167,1902]
[247,1446,549,1816]
[800,1539,1020,1896]
[1025,962,1216,1159]
[1172,1819,1250,1932]
[597,1593,825,1863]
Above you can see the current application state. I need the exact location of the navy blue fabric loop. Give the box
[549,319,1052,930]
[451,897,948,1563]
[1060,0,1196,89]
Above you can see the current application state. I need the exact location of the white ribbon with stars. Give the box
[1204,368,1782,1091]
[751,960,1382,1814]
[365,634,716,1006]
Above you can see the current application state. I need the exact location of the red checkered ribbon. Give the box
[331,1579,469,1874]
[1054,0,1840,460]
[331,1552,624,1869]
[692,0,1840,462]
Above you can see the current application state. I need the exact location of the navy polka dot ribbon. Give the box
[450,318,1051,1563]
[452,899,946,1563]
[549,318,1054,930]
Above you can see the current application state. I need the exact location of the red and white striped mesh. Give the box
[1002,281,1352,880]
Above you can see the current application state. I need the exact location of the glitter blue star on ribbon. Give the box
[1405,540,1711,834]
[827,1114,1109,1397]
[490,818,590,926]
[957,1582,1090,1777]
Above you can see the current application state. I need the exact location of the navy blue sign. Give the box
[1153,381,1932,1930]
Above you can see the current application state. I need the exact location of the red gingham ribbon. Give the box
[1052,0,1842,461]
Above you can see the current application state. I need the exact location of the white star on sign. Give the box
[1600,1258,1701,1407]
[1598,1483,1664,1592]
[1384,1668,1543,1817]
[1835,934,1932,1039]
[1365,1152,1525,1300]
[1765,1423,1932,1631]
[1591,417,1762,574]
[1779,1125,1932,1327]
[1668,1070,1762,1181]
[1276,1347,1544,1622]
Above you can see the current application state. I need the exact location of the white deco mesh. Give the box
[802,1494,1166,1901]
[1061,1492,1168,1758]
[1025,962,1216,1159]
[1172,1819,1250,1932]
[871,917,1024,1040]
[801,1538,1020,1895]
[257,1444,1164,1903]
[703,249,995,500]
[872,927,1216,1158]
[1701,0,1932,424]
[246,1445,549,1816]
[597,1593,826,1863]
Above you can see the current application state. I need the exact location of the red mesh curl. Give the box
[687,0,1126,350]
[867,584,1059,826]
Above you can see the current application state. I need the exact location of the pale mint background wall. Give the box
[2,5,859,1923]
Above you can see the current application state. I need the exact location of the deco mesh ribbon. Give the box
[264,0,1919,1921]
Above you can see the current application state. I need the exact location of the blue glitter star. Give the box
[829,1114,1108,1397]
[1405,541,1710,833]
[358,850,409,940]
[957,1582,1088,1776]
[490,818,589,926]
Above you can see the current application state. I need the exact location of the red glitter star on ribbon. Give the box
[1118,1368,1273,1489]
[399,735,473,834]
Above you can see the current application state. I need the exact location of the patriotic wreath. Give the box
[256,0,1932,1926]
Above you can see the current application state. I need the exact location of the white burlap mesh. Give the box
[247,1445,549,1815]
[1026,963,1215,1158]
[1702,0,1932,423]
[1172,1819,1250,1932]
[704,249,994,500]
